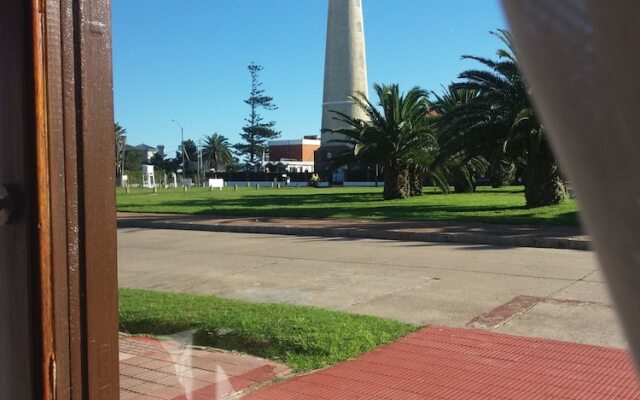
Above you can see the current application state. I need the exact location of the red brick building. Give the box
[266,137,321,173]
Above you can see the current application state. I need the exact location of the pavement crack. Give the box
[495,268,601,328]
[546,268,598,300]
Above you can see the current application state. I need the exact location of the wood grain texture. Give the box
[32,0,56,398]
[43,0,120,398]
[72,0,120,397]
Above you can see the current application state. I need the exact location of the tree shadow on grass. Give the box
[156,196,524,215]
[119,189,580,227]
[424,188,526,195]
[136,197,578,227]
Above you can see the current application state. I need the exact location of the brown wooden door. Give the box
[1,0,120,398]
[0,1,39,398]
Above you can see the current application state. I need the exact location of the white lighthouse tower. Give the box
[315,0,369,181]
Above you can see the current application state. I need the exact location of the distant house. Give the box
[264,136,321,173]
[125,144,164,163]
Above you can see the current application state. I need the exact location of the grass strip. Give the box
[119,288,419,372]
[116,186,579,226]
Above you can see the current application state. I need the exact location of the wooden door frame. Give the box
[1,0,120,399]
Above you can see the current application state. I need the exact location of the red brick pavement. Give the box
[119,335,291,400]
[242,327,640,400]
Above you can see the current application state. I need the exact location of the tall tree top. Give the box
[236,62,281,164]
[244,62,278,116]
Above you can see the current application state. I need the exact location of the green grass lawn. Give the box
[116,185,579,226]
[119,288,417,372]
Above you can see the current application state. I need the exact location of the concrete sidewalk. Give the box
[117,213,589,251]
[119,229,624,348]
[242,327,640,400]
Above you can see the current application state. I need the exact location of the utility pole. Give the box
[200,144,204,185]
[197,139,202,187]
[121,136,126,182]
[117,135,126,181]
[172,119,185,187]
[375,163,379,187]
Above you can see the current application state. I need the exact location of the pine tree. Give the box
[235,62,280,165]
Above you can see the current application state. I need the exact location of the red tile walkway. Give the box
[119,335,291,399]
[242,327,640,400]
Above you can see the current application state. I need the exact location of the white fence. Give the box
[342,182,384,187]
[224,181,383,188]
[124,181,385,189]
[226,181,308,188]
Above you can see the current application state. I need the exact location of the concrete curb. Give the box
[117,219,591,251]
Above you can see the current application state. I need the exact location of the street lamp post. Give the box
[172,119,185,187]
[197,139,202,187]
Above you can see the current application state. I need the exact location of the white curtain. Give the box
[502,0,640,368]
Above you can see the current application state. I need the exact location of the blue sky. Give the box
[113,0,507,155]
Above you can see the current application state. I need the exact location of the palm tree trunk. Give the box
[524,142,565,207]
[383,163,409,200]
[452,168,475,193]
[408,164,423,196]
[453,180,473,193]
[490,160,515,188]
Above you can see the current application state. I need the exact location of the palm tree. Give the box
[114,122,127,178]
[202,133,234,172]
[438,30,564,207]
[328,83,437,200]
[430,86,489,193]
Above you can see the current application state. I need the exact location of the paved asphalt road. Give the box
[118,228,626,349]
